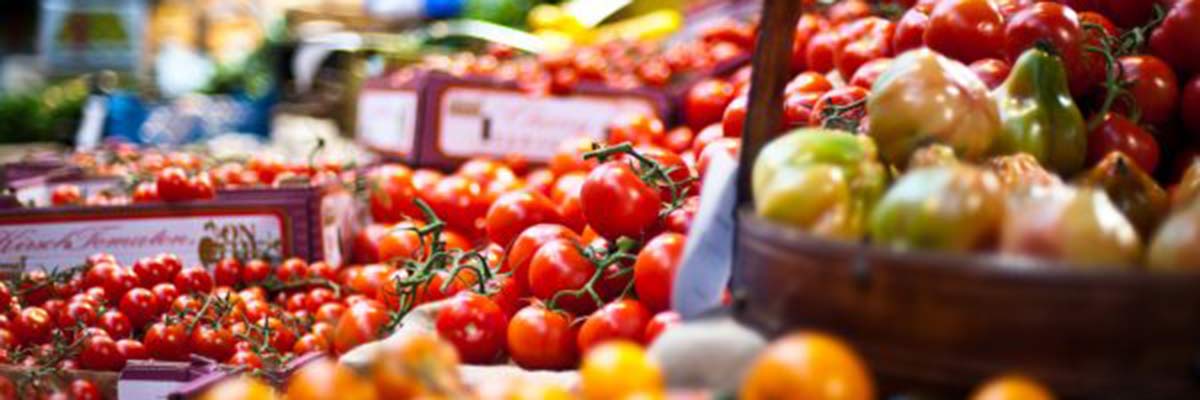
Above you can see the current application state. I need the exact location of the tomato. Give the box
[157,253,183,279]
[784,91,823,128]
[198,376,279,400]
[434,292,508,364]
[507,304,578,370]
[228,349,264,368]
[683,79,737,130]
[286,292,309,312]
[191,324,236,361]
[643,311,682,344]
[633,233,686,313]
[740,332,874,400]
[414,270,470,306]
[835,20,894,79]
[286,357,376,400]
[805,31,841,74]
[1065,0,1159,29]
[791,14,830,73]
[144,322,189,361]
[293,333,329,355]
[893,8,930,54]
[305,288,336,313]
[1115,55,1180,126]
[1087,112,1160,172]
[150,283,179,309]
[828,0,871,24]
[722,96,748,139]
[156,167,193,201]
[174,266,213,294]
[809,86,869,129]
[577,300,652,354]
[345,264,392,299]
[353,223,389,264]
[41,299,65,328]
[50,184,81,206]
[426,175,488,237]
[579,341,663,400]
[333,300,389,355]
[528,238,602,315]
[1184,76,1200,138]
[849,58,893,89]
[485,191,563,248]
[609,113,666,146]
[14,307,52,344]
[171,294,202,314]
[369,165,421,223]
[1150,0,1200,76]
[505,224,579,294]
[631,146,695,200]
[258,317,297,352]
[57,300,98,330]
[969,58,1012,89]
[1004,2,1104,96]
[971,374,1054,400]
[188,172,215,199]
[924,0,1006,63]
[0,282,10,310]
[242,259,271,283]
[581,162,662,241]
[551,173,587,233]
[0,376,14,400]
[98,310,132,339]
[131,257,169,287]
[550,136,600,176]
[696,138,740,182]
[663,196,699,234]
[785,72,833,98]
[213,258,242,287]
[79,335,125,371]
[69,379,101,400]
[460,158,521,203]
[118,288,160,328]
[102,267,140,303]
[116,338,147,361]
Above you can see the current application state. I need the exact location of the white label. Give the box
[436,87,658,161]
[357,89,419,154]
[118,379,182,400]
[320,191,354,268]
[0,212,286,271]
[15,179,124,207]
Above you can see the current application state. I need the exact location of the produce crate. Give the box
[0,183,354,275]
[0,364,119,399]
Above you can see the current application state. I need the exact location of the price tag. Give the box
[357,89,419,155]
[433,87,658,161]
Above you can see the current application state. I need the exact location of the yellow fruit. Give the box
[971,374,1055,400]
[580,341,663,400]
[740,332,874,400]
[198,376,279,400]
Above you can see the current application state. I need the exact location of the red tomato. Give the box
[131,257,170,287]
[969,58,1012,89]
[228,349,264,368]
[835,19,894,79]
[528,238,601,315]
[551,173,587,233]
[190,324,236,361]
[633,233,687,313]
[69,379,101,400]
[805,31,841,74]
[631,146,696,201]
[84,262,118,290]
[131,182,160,203]
[721,96,748,140]
[315,303,346,325]
[1066,0,1160,29]
[1087,112,1161,172]
[684,79,737,130]
[50,184,81,206]
[434,292,508,364]
[144,322,190,361]
[791,14,830,73]
[426,175,488,237]
[213,258,242,287]
[505,224,580,296]
[369,165,421,223]
[697,138,740,180]
[580,162,662,241]
[893,8,930,54]
[101,267,140,304]
[849,57,893,89]
[0,376,12,399]
[829,0,872,23]
[275,258,307,283]
[98,310,132,339]
[157,253,183,279]
[925,0,1007,63]
[150,283,179,307]
[57,301,98,330]
[507,304,578,370]
[809,86,870,129]
[609,113,666,146]
[644,311,682,344]
[80,335,125,371]
[333,300,389,355]
[0,282,10,310]
[118,288,159,328]
[785,72,833,97]
[549,136,600,176]
[577,299,652,353]
[784,91,823,128]
[1115,55,1180,126]
[156,167,193,201]
[485,191,563,248]
[174,266,213,294]
[1004,2,1100,96]
[115,338,147,361]
[1183,76,1200,138]
[14,307,52,345]
[241,259,271,283]
[188,172,215,199]
[414,270,471,306]
[663,196,699,234]
[1150,0,1200,75]
[352,223,389,264]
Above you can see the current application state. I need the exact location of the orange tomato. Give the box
[740,332,874,400]
[971,374,1055,400]
[286,357,376,400]
[580,341,663,400]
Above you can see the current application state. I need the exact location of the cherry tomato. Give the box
[353,223,389,264]
[69,379,101,400]
[276,258,309,283]
[805,31,841,74]
[213,258,242,287]
[609,113,666,146]
[784,91,823,128]
[57,300,99,330]
[644,311,682,344]
[242,259,271,283]
[116,338,147,361]
[579,341,663,400]
[1115,55,1180,126]
[849,57,893,89]
[188,172,215,199]
[118,288,160,328]
[0,282,10,310]
[551,173,587,233]
[333,300,388,355]
[79,334,125,371]
[893,8,930,54]
[722,96,748,139]
[809,86,869,129]
[102,267,140,303]
[633,233,686,313]
[174,266,213,294]
[191,324,236,361]
[925,0,1006,63]
[98,310,132,339]
[150,283,179,308]
[14,307,52,345]
[426,175,488,237]
[369,165,421,224]
[485,191,563,248]
[581,162,662,241]
[577,300,652,353]
[791,14,830,73]
[969,58,1012,89]
[1150,0,1200,76]
[434,292,508,364]
[157,253,183,279]
[131,257,170,287]
[228,349,264,368]
[144,322,190,361]
[507,304,578,370]
[1087,112,1161,172]
[528,238,601,315]
[156,167,193,201]
[684,79,737,130]
[835,19,894,79]
[550,136,600,176]
[50,184,81,206]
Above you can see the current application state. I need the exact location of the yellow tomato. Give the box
[372,333,466,399]
[286,357,377,400]
[198,376,279,400]
[739,332,874,400]
[971,374,1055,400]
[580,341,664,400]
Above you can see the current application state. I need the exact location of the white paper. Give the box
[672,152,738,319]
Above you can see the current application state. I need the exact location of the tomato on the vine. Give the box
[580,161,662,241]
[174,266,213,294]
[14,307,52,345]
[241,259,271,284]
[1087,112,1161,172]
[144,321,189,361]
[191,324,236,362]
[485,190,563,248]
[577,299,652,353]
[507,304,578,370]
[528,238,601,315]
[69,379,101,400]
[98,310,132,339]
[156,167,193,202]
[79,334,125,371]
[57,301,99,330]
[551,173,587,233]
[369,165,421,224]
[608,113,666,146]
[213,258,242,287]
[333,300,389,355]
[1183,76,1200,138]
[1115,55,1179,126]
[924,0,1006,64]
[119,288,160,328]
[633,233,686,313]
[116,338,147,361]
[684,79,737,130]
[1150,0,1200,76]
[434,292,508,364]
